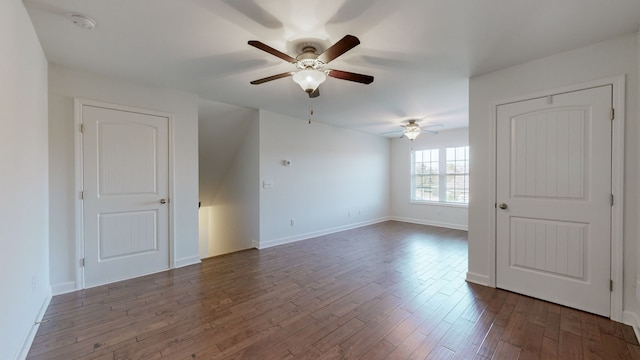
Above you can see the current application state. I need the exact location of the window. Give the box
[412,146,469,204]
[413,149,439,201]
[445,146,469,203]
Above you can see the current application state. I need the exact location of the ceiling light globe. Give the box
[404,129,421,141]
[293,69,326,93]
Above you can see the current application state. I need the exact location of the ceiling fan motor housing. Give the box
[296,46,324,70]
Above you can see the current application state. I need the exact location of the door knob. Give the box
[499,203,508,210]
[160,198,167,204]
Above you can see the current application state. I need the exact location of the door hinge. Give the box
[80,258,85,267]
[610,194,614,206]
[80,190,84,200]
[610,280,613,292]
[80,123,84,133]
[610,108,615,120]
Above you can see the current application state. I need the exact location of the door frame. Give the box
[487,75,625,321]
[73,98,175,289]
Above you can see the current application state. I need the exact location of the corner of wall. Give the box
[623,311,640,343]
[465,272,491,287]
[174,256,201,268]
[51,281,77,296]
[15,289,51,360]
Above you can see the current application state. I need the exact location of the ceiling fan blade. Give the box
[318,35,360,63]
[327,69,374,84]
[250,72,294,85]
[248,40,297,63]
[309,87,320,98]
[380,130,403,135]
[421,123,444,129]
[383,127,438,135]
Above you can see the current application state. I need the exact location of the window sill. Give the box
[409,201,468,209]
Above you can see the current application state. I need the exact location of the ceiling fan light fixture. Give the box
[292,69,326,94]
[404,127,421,141]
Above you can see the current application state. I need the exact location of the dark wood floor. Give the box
[28,221,639,359]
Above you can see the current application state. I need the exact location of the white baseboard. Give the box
[15,288,51,360]
[259,217,391,249]
[623,310,640,343]
[174,256,201,268]
[390,216,468,231]
[51,281,77,296]
[466,272,491,287]
[252,240,259,249]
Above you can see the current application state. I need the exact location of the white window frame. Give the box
[411,146,469,206]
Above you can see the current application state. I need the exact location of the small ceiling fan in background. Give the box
[381,119,443,141]
[248,35,374,98]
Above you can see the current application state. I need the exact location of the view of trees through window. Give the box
[413,149,439,201]
[445,146,469,203]
[413,146,469,204]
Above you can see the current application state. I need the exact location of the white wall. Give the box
[198,100,256,206]
[0,1,50,358]
[204,116,260,257]
[198,206,210,258]
[258,110,390,248]
[48,65,201,292]
[468,33,638,322]
[390,127,469,230]
[637,33,640,307]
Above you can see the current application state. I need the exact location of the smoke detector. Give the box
[69,14,96,30]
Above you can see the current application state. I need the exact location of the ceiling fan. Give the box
[381,119,443,141]
[248,35,374,98]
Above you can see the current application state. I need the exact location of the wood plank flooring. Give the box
[28,221,639,359]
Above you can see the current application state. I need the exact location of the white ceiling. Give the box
[25,0,640,136]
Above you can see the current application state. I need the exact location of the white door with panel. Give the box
[82,104,170,287]
[496,85,612,316]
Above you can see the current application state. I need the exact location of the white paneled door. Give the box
[82,104,170,287]
[496,85,612,316]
